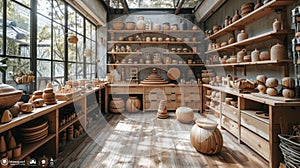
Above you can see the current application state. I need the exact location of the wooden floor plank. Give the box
[57,112,269,168]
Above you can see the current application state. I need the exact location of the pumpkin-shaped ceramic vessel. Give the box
[257,84,267,94]
[266,78,278,88]
[282,89,295,98]
[256,75,267,85]
[175,107,194,123]
[109,98,125,113]
[266,87,278,96]
[282,77,295,89]
[190,118,223,154]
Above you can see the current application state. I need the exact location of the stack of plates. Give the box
[19,118,49,144]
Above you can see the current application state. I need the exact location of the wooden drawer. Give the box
[241,111,269,140]
[166,93,181,101]
[164,86,181,94]
[107,86,126,94]
[241,127,270,161]
[222,103,238,122]
[128,86,143,93]
[144,86,164,93]
[221,116,239,137]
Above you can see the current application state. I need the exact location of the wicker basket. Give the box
[278,134,300,167]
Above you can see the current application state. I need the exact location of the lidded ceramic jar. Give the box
[136,16,146,30]
[270,43,287,61]
[259,51,270,61]
[251,48,260,62]
[273,18,281,32]
[237,30,248,42]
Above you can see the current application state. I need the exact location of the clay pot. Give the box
[224,16,230,27]
[258,84,267,94]
[232,9,241,22]
[32,98,44,108]
[228,37,236,44]
[273,18,281,32]
[259,51,270,61]
[20,103,34,113]
[267,87,278,96]
[153,24,161,31]
[162,22,170,30]
[171,24,179,30]
[190,118,223,154]
[256,75,267,84]
[266,78,279,88]
[254,0,263,10]
[1,110,12,123]
[192,25,198,31]
[125,22,135,30]
[8,104,20,118]
[110,98,125,113]
[237,49,247,63]
[175,107,194,123]
[282,77,295,89]
[112,21,124,30]
[270,43,287,61]
[0,84,23,109]
[282,89,295,98]
[237,30,248,42]
[136,16,146,30]
[244,55,251,62]
[251,48,260,62]
[126,96,141,112]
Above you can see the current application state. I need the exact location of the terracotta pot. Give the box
[20,103,34,113]
[267,87,278,96]
[251,48,260,62]
[259,51,270,61]
[237,49,247,63]
[237,30,248,42]
[232,9,241,22]
[270,43,286,61]
[8,104,20,118]
[162,22,170,30]
[190,118,223,154]
[266,78,278,88]
[228,37,236,44]
[282,77,295,89]
[126,96,141,112]
[125,22,135,30]
[258,84,267,94]
[254,0,263,10]
[1,110,12,123]
[273,18,281,32]
[112,21,124,30]
[282,89,295,98]
[136,16,146,30]
[175,107,194,123]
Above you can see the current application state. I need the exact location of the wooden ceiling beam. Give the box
[175,0,185,15]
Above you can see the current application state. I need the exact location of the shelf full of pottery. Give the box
[204,0,293,67]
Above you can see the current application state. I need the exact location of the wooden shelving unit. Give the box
[206,59,292,67]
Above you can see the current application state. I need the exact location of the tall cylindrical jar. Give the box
[273,18,281,32]
[251,48,260,62]
[136,16,146,30]
[270,43,287,60]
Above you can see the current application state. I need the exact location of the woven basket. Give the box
[278,134,300,167]
[0,90,23,109]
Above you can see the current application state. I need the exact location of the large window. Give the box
[0,0,97,90]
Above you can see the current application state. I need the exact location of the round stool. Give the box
[175,107,194,123]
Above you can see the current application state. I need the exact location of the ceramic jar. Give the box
[282,77,295,89]
[259,51,270,61]
[126,96,141,112]
[237,30,248,42]
[190,118,223,154]
[162,22,170,30]
[256,75,267,85]
[171,24,179,30]
[251,48,260,62]
[136,16,146,30]
[109,98,125,113]
[273,18,281,32]
[266,87,278,96]
[258,84,267,94]
[282,89,295,98]
[270,43,286,60]
[232,9,241,22]
[237,49,247,63]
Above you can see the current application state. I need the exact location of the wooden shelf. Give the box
[15,134,56,161]
[241,110,269,124]
[59,115,84,133]
[107,52,142,55]
[87,103,99,114]
[205,30,291,54]
[108,30,201,34]
[205,59,292,67]
[205,0,295,40]
[205,104,221,114]
[107,63,204,67]
[108,41,201,44]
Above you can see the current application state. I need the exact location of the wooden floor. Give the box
[56,112,269,168]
